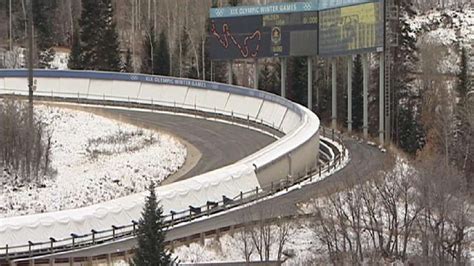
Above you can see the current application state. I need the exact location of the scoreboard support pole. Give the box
[281,57,287,98]
[254,58,259,89]
[362,54,369,138]
[379,54,385,145]
[331,59,337,129]
[307,57,313,110]
[347,56,353,133]
[227,60,233,85]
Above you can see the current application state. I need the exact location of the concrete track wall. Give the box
[0,70,320,191]
[0,70,320,252]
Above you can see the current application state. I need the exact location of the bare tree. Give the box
[414,154,471,265]
[0,99,53,184]
[234,222,255,262]
[275,217,292,262]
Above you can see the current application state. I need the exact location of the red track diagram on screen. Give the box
[211,22,262,58]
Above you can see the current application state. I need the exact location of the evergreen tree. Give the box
[68,26,82,70]
[398,106,424,154]
[156,31,170,76]
[122,48,133,73]
[456,47,471,104]
[392,0,424,154]
[259,61,280,95]
[79,0,105,69]
[287,56,307,105]
[97,0,121,71]
[33,0,57,68]
[453,47,473,187]
[352,55,364,131]
[133,182,171,265]
[228,0,241,6]
[141,28,158,74]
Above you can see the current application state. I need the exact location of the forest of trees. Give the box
[0,0,471,264]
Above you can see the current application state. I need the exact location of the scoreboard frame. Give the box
[209,0,384,60]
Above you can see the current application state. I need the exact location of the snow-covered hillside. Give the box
[0,106,186,218]
[408,8,473,74]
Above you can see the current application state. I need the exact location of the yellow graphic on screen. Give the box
[319,2,381,54]
[341,3,377,50]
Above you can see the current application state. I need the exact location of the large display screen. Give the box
[208,0,384,60]
[319,2,383,56]
[209,11,319,60]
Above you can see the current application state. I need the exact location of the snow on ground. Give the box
[409,8,474,74]
[0,106,186,218]
[172,221,319,265]
[172,156,473,265]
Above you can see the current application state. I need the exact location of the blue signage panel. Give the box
[210,0,375,18]
[210,2,317,18]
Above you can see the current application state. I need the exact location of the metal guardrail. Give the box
[0,130,346,262]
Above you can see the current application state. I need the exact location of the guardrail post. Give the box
[240,191,243,202]
[222,196,227,210]
[49,237,56,253]
[132,220,138,235]
[319,165,322,177]
[247,114,250,128]
[28,241,33,257]
[231,111,234,124]
[91,229,97,244]
[112,225,118,240]
[286,176,289,191]
[255,187,259,198]
[71,233,77,248]
[271,182,274,192]
[170,211,175,226]
[5,244,8,260]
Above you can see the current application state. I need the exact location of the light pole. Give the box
[27,0,34,112]
[9,0,12,51]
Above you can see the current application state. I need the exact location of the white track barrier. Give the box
[0,70,320,250]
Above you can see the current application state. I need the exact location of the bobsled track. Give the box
[0,70,387,265]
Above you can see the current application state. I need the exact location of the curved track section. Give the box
[66,106,276,181]
[0,70,320,260]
